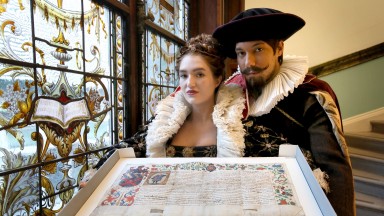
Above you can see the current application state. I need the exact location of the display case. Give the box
[59,145,335,216]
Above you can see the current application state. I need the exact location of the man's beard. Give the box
[246,77,264,100]
[242,65,268,100]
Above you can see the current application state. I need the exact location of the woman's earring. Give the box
[237,65,241,73]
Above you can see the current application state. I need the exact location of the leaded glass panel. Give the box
[83,2,111,77]
[33,0,86,71]
[143,29,180,121]
[85,76,112,113]
[0,124,37,171]
[0,1,33,63]
[117,109,123,140]
[112,14,124,142]
[145,0,189,40]
[87,108,113,150]
[145,30,179,87]
[0,0,129,215]
[117,78,123,107]
[0,170,40,216]
[44,69,84,97]
[0,64,35,129]
[145,84,160,119]
[116,16,123,53]
[183,1,189,41]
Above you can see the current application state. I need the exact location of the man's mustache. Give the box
[241,65,268,75]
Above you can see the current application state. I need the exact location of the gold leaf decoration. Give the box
[1,101,10,109]
[43,153,57,174]
[17,101,28,114]
[73,148,85,164]
[13,80,20,91]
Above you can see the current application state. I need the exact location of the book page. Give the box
[31,98,64,126]
[63,99,90,124]
[31,98,90,128]
[91,162,304,216]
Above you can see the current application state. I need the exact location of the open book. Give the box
[30,97,91,129]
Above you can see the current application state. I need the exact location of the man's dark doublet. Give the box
[241,74,355,216]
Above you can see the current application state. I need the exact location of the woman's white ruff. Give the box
[248,55,309,116]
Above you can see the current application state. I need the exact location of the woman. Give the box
[81,34,245,187]
[92,33,245,169]
[146,33,245,157]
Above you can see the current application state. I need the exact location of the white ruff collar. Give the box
[247,55,309,116]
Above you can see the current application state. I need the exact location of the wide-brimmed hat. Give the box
[212,8,305,59]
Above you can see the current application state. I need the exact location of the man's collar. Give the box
[247,55,309,116]
[224,55,309,118]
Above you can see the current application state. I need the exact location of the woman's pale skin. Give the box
[170,54,222,147]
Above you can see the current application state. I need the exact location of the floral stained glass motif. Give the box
[0,66,35,129]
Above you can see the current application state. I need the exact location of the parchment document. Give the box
[91,162,305,216]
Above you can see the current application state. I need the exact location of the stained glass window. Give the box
[0,0,191,214]
[143,30,179,120]
[0,0,128,215]
[145,0,189,40]
[142,0,189,122]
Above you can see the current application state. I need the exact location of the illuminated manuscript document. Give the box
[90,162,304,216]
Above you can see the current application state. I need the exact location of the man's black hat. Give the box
[212,8,305,59]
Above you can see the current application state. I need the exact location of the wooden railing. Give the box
[309,42,384,77]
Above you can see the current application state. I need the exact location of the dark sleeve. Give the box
[93,117,153,169]
[301,75,344,129]
[119,124,148,158]
[304,95,355,216]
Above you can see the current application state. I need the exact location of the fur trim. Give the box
[313,168,330,194]
[213,84,246,157]
[146,85,245,157]
[146,92,191,157]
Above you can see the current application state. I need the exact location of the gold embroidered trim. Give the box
[275,106,304,128]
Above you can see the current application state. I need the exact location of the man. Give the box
[213,8,355,215]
